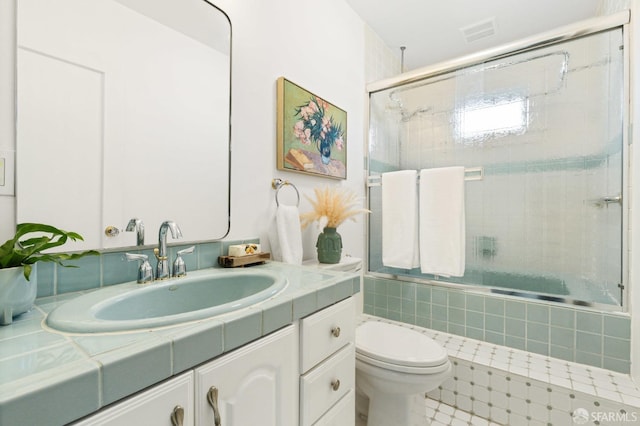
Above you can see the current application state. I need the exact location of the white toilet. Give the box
[355,321,451,426]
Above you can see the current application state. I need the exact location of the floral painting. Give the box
[277,77,347,179]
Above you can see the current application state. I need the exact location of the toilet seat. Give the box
[356,322,449,372]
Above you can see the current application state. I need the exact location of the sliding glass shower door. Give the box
[367,27,626,307]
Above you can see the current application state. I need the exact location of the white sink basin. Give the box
[46,269,287,333]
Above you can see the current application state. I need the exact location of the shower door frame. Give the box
[364,11,631,312]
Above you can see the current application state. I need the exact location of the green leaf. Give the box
[0,223,100,278]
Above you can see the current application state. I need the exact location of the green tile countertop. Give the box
[0,262,360,426]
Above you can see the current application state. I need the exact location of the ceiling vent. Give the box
[460,18,496,43]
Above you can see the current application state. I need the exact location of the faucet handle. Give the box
[125,253,154,284]
[172,246,195,278]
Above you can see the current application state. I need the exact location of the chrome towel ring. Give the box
[272,178,300,207]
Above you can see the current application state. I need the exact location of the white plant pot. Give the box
[0,264,37,325]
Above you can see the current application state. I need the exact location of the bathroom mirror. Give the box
[15,0,231,250]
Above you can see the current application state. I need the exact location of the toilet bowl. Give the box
[355,321,451,426]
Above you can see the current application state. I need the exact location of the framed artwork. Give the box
[277,77,347,179]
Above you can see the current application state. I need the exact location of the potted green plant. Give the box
[0,223,99,325]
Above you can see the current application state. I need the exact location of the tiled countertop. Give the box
[0,262,360,426]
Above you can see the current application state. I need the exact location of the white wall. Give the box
[210,0,367,260]
[0,0,368,260]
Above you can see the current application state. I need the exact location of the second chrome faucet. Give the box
[155,220,183,280]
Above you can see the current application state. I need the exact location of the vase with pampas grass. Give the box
[300,187,369,264]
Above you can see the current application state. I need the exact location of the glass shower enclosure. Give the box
[367,18,628,309]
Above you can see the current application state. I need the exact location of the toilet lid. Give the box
[356,321,448,368]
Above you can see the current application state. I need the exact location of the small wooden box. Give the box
[218,252,271,268]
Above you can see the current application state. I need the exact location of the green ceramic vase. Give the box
[316,227,342,264]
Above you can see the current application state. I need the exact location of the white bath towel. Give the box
[268,205,303,265]
[419,167,466,277]
[381,170,420,269]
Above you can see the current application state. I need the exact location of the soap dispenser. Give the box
[173,246,195,277]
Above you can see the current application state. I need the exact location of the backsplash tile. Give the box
[57,255,101,293]
[363,276,631,373]
[35,240,233,298]
[102,251,138,286]
[35,262,55,298]
[198,242,223,269]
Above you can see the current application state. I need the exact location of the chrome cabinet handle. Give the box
[170,405,184,426]
[331,327,341,338]
[331,379,341,391]
[207,386,222,426]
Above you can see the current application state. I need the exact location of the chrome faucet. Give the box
[125,253,154,284]
[154,220,182,280]
[126,218,145,246]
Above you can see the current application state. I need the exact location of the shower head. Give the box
[385,89,432,122]
[400,106,432,122]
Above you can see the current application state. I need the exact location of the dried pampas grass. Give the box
[300,187,369,229]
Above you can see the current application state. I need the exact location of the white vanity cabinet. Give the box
[67,296,356,426]
[195,324,298,426]
[72,371,195,426]
[299,297,355,426]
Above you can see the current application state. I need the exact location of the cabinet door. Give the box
[195,325,298,426]
[72,371,194,426]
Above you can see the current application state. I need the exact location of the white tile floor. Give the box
[357,315,640,425]
[355,398,502,426]
[425,399,502,426]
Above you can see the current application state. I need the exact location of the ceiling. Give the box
[345,0,602,71]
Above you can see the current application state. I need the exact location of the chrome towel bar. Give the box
[366,167,483,187]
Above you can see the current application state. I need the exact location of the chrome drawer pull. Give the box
[170,405,184,426]
[331,379,341,391]
[331,327,341,338]
[207,386,222,426]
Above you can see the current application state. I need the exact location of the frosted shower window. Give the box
[458,96,529,141]
[368,28,625,307]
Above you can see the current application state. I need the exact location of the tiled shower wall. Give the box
[364,24,401,84]
[363,276,631,373]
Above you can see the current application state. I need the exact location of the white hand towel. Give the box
[419,167,466,277]
[269,205,303,265]
[381,170,420,269]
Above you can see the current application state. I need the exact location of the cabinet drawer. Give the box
[313,389,355,426]
[300,343,355,426]
[300,297,354,373]
[72,371,194,426]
